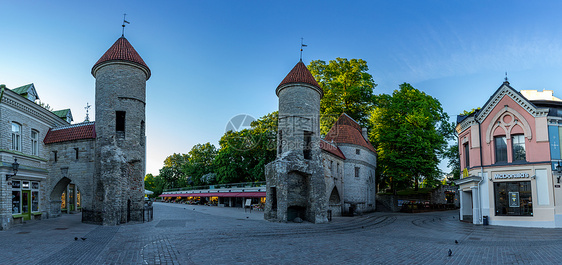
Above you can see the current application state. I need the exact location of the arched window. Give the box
[12,122,21,151]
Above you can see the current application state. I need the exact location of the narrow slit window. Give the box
[75,148,79,159]
[116,111,126,132]
[303,131,312,159]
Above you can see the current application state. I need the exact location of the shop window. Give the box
[463,142,470,169]
[512,134,526,161]
[494,136,507,163]
[32,191,39,212]
[494,181,533,216]
[11,122,21,151]
[12,181,21,214]
[31,130,39,156]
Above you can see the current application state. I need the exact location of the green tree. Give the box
[214,112,277,184]
[144,173,167,198]
[308,58,377,134]
[159,153,189,188]
[182,143,217,186]
[370,83,451,192]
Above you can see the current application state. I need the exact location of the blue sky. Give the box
[2,1,562,176]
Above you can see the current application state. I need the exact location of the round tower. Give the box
[275,60,323,159]
[86,36,150,225]
[265,60,328,224]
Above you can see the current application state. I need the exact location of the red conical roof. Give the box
[276,60,322,96]
[92,37,151,79]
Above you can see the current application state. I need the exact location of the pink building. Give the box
[456,80,562,227]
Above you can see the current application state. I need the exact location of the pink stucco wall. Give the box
[459,94,550,169]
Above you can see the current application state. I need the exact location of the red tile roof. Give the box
[324,113,376,153]
[44,122,96,144]
[277,61,322,95]
[320,139,346,159]
[92,37,151,79]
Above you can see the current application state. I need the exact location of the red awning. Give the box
[159,192,266,198]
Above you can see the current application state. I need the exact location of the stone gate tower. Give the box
[84,36,150,225]
[264,60,328,223]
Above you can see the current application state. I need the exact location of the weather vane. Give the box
[84,102,91,122]
[300,38,307,61]
[122,13,130,37]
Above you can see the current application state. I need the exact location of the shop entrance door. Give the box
[21,190,31,221]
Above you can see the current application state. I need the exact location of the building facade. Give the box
[0,35,150,230]
[456,81,562,227]
[264,61,376,223]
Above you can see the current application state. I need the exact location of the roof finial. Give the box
[505,71,508,82]
[121,13,130,37]
[84,102,91,122]
[300,38,307,61]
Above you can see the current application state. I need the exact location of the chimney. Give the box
[362,128,368,141]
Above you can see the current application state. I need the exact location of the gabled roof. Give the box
[52,109,73,122]
[44,122,96,144]
[92,37,151,79]
[324,113,376,153]
[276,60,322,97]
[320,139,346,159]
[11,83,39,101]
[474,81,549,123]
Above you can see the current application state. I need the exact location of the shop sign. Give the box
[494,173,530,180]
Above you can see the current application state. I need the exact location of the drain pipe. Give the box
[477,118,484,224]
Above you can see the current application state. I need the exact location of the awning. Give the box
[159,192,266,198]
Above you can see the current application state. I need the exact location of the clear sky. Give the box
[2,1,562,176]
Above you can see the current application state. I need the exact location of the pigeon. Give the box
[74,237,78,241]
[455,240,458,244]
[81,237,87,241]
[448,249,452,256]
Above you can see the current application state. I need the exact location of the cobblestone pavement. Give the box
[3,203,562,264]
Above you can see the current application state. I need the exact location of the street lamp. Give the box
[5,158,20,181]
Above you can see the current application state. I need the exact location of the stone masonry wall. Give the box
[340,144,377,214]
[89,62,146,225]
[46,139,95,218]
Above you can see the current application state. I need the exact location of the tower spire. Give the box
[121,13,130,37]
[300,38,307,61]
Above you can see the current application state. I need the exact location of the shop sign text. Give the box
[494,173,530,180]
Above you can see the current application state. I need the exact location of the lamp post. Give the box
[5,158,20,181]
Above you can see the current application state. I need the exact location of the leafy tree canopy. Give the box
[183,143,217,186]
[308,58,376,134]
[370,83,452,192]
[214,112,277,184]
